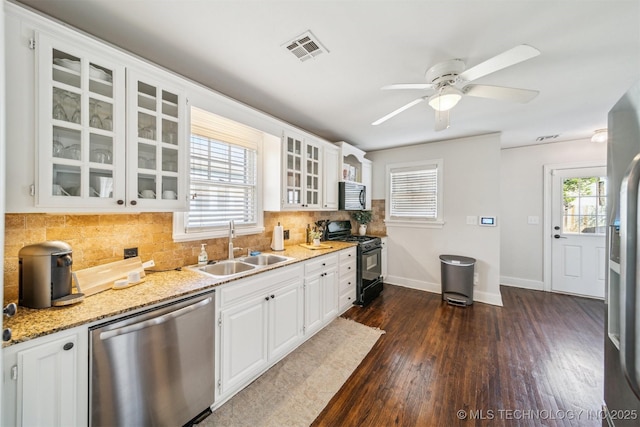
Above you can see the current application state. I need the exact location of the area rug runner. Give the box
[199,317,385,427]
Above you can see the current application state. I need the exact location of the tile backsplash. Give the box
[3,200,386,301]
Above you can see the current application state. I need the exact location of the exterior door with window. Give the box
[551,167,606,298]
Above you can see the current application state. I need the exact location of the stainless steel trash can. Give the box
[439,254,476,306]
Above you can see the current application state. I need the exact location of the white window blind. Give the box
[389,163,440,220]
[186,107,260,233]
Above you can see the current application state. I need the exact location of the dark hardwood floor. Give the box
[312,285,605,427]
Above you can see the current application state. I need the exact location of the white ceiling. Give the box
[13,0,640,151]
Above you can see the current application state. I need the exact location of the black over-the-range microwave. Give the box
[339,182,366,210]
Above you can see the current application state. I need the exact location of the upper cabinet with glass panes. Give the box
[36,33,126,209]
[282,133,323,210]
[126,69,186,210]
[34,32,187,211]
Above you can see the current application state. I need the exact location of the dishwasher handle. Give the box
[99,296,213,341]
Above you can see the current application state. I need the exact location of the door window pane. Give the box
[562,176,607,234]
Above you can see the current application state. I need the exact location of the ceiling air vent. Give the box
[535,134,559,142]
[283,31,328,62]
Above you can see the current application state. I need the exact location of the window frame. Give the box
[385,159,444,229]
[173,108,264,242]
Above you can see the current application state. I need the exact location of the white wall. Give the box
[500,138,606,290]
[368,134,503,306]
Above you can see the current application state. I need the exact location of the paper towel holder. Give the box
[271,222,285,251]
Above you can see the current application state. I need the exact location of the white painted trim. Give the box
[385,275,504,307]
[500,276,544,291]
[542,161,606,293]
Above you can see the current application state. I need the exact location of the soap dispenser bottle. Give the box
[198,244,208,266]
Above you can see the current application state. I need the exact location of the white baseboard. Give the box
[385,275,503,307]
[500,276,544,291]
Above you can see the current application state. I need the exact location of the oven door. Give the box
[361,247,382,286]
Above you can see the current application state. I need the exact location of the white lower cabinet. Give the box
[338,247,357,312]
[217,264,304,401]
[304,253,339,337]
[2,326,88,427]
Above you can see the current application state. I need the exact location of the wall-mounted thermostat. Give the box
[479,216,497,226]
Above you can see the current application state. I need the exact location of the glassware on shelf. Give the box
[63,144,81,160]
[52,102,68,121]
[52,139,64,157]
[89,101,103,129]
[102,115,113,131]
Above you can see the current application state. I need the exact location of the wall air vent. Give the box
[535,134,560,142]
[283,31,328,62]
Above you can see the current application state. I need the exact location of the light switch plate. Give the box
[528,216,540,225]
[466,216,477,225]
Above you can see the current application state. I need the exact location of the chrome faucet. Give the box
[228,220,243,260]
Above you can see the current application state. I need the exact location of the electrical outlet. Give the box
[283,230,290,240]
[124,247,138,259]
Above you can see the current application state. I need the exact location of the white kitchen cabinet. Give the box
[126,68,187,210]
[36,32,126,209]
[338,247,357,312]
[304,253,338,336]
[217,265,304,400]
[282,132,322,209]
[362,159,372,209]
[323,143,340,210]
[264,132,340,211]
[2,326,88,427]
[10,16,187,212]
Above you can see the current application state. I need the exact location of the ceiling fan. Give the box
[372,44,541,131]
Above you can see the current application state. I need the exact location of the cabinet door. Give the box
[36,33,126,208]
[17,334,79,426]
[304,274,324,336]
[268,280,303,361]
[127,68,187,210]
[219,295,268,395]
[304,139,322,209]
[362,160,372,210]
[322,268,339,322]
[323,144,340,210]
[282,133,304,209]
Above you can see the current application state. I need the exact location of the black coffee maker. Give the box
[18,241,84,308]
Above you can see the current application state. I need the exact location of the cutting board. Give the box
[299,243,333,250]
[73,256,146,297]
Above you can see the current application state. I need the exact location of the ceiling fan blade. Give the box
[458,44,540,82]
[462,84,539,103]
[372,97,425,126]
[382,83,434,90]
[434,109,450,131]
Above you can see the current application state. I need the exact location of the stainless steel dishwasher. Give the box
[89,291,215,427]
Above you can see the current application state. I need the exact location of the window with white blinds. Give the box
[173,107,264,241]
[386,160,443,227]
[187,134,257,231]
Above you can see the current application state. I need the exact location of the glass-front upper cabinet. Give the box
[282,132,322,209]
[126,69,186,210]
[36,33,126,208]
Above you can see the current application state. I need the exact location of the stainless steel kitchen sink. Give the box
[241,254,292,266]
[198,260,256,276]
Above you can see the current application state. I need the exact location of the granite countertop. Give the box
[4,241,356,347]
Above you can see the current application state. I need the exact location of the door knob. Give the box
[553,234,567,239]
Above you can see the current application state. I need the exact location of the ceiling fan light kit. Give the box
[428,86,462,111]
[373,44,541,131]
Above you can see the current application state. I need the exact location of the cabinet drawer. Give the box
[339,248,357,264]
[219,264,303,307]
[339,291,355,310]
[339,274,356,294]
[340,259,356,277]
[304,253,338,276]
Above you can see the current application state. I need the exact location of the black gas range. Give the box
[324,220,383,306]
